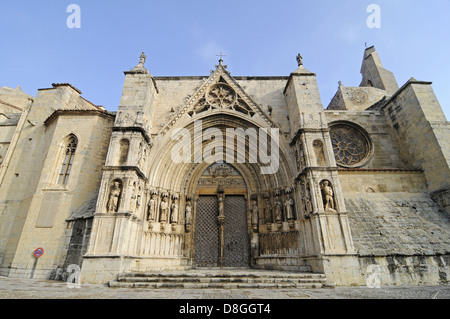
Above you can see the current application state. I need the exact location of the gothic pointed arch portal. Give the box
[193,163,251,268]
[146,111,300,270]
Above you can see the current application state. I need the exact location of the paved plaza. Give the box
[0,275,448,299]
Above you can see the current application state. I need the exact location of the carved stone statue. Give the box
[321,180,336,212]
[285,193,295,220]
[139,52,146,66]
[160,196,169,222]
[185,201,192,232]
[107,180,122,213]
[185,202,192,224]
[171,200,179,224]
[296,53,303,66]
[148,193,157,221]
[274,197,282,222]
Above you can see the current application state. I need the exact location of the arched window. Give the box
[58,135,78,185]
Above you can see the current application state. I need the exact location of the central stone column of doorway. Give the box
[217,192,225,267]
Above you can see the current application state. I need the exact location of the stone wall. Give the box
[383,80,450,196]
[324,192,450,286]
[327,86,386,111]
[0,84,113,279]
[325,110,406,169]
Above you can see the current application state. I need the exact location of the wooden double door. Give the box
[194,195,250,268]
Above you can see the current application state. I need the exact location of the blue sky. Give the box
[1,0,449,119]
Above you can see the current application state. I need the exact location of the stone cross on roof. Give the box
[216,51,227,62]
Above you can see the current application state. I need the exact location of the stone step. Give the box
[116,276,326,284]
[119,272,327,279]
[109,270,330,289]
[109,281,325,289]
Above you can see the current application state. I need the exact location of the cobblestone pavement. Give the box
[0,275,449,299]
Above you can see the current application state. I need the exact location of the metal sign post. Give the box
[30,247,44,279]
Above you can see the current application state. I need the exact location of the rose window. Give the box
[206,83,237,109]
[330,124,372,167]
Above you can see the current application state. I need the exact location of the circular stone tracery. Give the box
[330,123,372,167]
[351,89,368,104]
[206,83,237,109]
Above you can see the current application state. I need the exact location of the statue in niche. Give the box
[263,197,273,224]
[274,196,282,223]
[159,196,169,222]
[185,201,192,232]
[321,180,336,212]
[285,193,295,220]
[171,198,179,224]
[147,193,157,221]
[107,180,122,213]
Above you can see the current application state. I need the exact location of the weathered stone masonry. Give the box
[0,47,449,286]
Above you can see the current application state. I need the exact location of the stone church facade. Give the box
[0,46,449,286]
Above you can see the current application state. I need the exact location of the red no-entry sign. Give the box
[33,247,44,258]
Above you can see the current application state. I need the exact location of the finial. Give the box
[338,81,343,87]
[127,51,150,74]
[296,53,303,66]
[138,52,147,66]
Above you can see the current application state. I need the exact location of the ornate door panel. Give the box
[194,194,250,268]
[224,196,250,267]
[194,196,219,267]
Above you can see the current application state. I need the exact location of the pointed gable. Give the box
[159,61,277,136]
